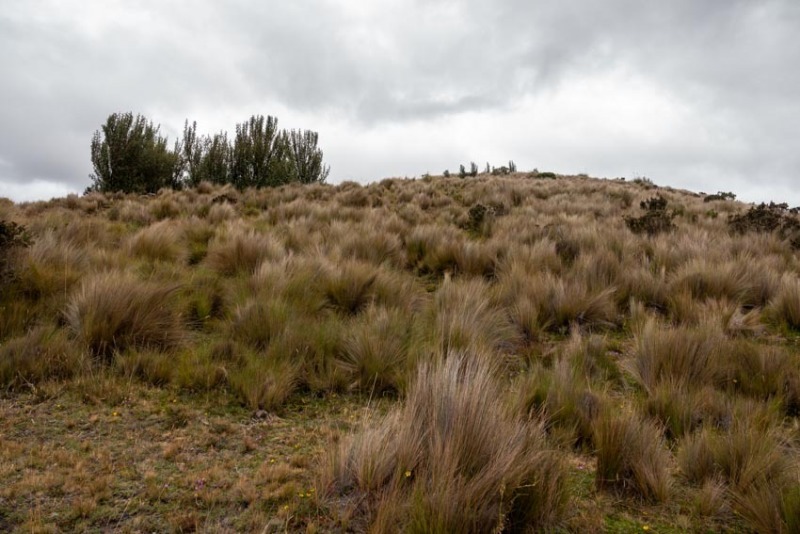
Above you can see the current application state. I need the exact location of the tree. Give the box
[230,115,286,188]
[285,129,330,184]
[197,132,231,185]
[90,113,179,193]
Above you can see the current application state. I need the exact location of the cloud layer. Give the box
[2,0,798,203]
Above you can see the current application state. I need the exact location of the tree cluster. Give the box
[90,113,329,194]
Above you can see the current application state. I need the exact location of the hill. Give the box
[2,173,800,532]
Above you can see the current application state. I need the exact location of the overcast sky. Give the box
[1,0,798,204]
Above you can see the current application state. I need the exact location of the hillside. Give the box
[2,173,800,532]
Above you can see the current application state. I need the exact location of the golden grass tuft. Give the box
[627,319,723,392]
[127,220,188,264]
[0,325,86,388]
[593,410,672,502]
[64,271,183,359]
[338,305,412,394]
[320,354,570,532]
[205,223,284,276]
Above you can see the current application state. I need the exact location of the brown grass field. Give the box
[2,172,800,532]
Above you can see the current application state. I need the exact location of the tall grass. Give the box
[205,223,283,276]
[64,271,183,359]
[338,305,412,394]
[593,410,672,502]
[0,325,86,388]
[320,354,569,532]
[127,220,187,264]
[627,319,723,392]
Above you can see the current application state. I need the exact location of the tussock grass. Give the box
[127,220,187,264]
[339,305,412,394]
[428,277,520,357]
[0,325,86,388]
[17,230,86,299]
[320,354,569,532]
[767,274,800,330]
[230,355,300,412]
[518,359,604,449]
[593,410,672,502]
[627,319,723,392]
[64,271,183,359]
[231,298,292,349]
[205,223,283,276]
[321,259,378,315]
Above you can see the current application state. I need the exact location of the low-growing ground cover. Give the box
[2,173,800,532]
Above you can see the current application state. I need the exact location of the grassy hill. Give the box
[2,172,800,532]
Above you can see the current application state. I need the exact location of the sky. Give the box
[1,0,799,204]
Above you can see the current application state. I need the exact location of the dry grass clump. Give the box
[64,271,183,359]
[321,259,379,315]
[677,417,798,532]
[114,348,174,386]
[127,220,188,264]
[0,325,86,388]
[230,298,292,350]
[251,255,328,313]
[229,355,300,412]
[498,272,618,334]
[627,319,723,392]
[114,199,153,225]
[669,257,779,308]
[338,305,412,394]
[642,381,728,440]
[205,223,283,276]
[767,274,800,330]
[16,230,86,300]
[320,354,569,532]
[206,201,237,224]
[518,359,604,449]
[427,277,520,358]
[404,224,462,276]
[593,410,672,502]
[338,223,403,268]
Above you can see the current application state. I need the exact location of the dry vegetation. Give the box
[2,173,800,532]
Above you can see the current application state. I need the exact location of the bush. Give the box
[0,219,29,290]
[703,191,736,202]
[729,202,800,249]
[624,194,676,236]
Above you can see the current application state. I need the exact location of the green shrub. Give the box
[703,191,736,202]
[624,195,676,236]
[0,219,29,290]
[729,202,800,249]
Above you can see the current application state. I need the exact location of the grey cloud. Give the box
[0,0,798,202]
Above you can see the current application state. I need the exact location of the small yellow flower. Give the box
[404,470,412,478]
[642,526,650,531]
[112,411,119,417]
